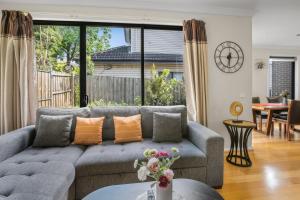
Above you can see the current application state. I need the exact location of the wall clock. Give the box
[214,41,244,73]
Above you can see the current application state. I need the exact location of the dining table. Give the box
[252,103,288,136]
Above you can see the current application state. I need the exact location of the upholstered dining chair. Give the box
[267,95,288,120]
[272,100,300,140]
[252,97,268,131]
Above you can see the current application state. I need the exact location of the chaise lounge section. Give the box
[0,106,224,200]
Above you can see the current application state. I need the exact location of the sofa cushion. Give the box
[2,145,86,165]
[153,112,182,142]
[140,105,187,138]
[91,106,140,140]
[75,139,206,177]
[0,161,75,200]
[74,117,105,145]
[114,114,143,144]
[36,107,91,141]
[33,115,73,147]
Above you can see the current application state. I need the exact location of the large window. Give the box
[33,21,185,107]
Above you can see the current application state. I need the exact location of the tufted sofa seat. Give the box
[0,128,86,200]
[76,139,206,176]
[75,139,207,199]
[0,161,74,200]
[2,145,86,165]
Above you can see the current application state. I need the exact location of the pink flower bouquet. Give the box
[134,147,180,188]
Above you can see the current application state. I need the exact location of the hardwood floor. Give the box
[217,125,300,200]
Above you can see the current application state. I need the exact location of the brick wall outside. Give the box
[271,61,294,98]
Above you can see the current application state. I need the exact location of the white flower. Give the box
[143,149,151,157]
[147,157,159,168]
[147,157,159,173]
[171,147,179,153]
[149,149,158,157]
[137,166,150,181]
[134,159,138,168]
[163,169,174,181]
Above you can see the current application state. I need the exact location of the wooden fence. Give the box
[37,70,75,107]
[87,75,141,105]
[37,72,185,107]
[86,75,185,105]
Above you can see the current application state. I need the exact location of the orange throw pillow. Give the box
[74,117,105,145]
[114,114,143,143]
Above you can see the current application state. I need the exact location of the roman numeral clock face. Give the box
[214,41,244,73]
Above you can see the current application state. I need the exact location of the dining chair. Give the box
[272,100,300,140]
[252,97,268,131]
[267,96,283,103]
[267,95,288,127]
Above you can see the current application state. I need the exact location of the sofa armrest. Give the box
[0,125,36,162]
[187,121,224,187]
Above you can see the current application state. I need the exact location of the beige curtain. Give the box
[183,19,208,125]
[0,10,36,134]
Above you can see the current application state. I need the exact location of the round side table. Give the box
[223,120,256,167]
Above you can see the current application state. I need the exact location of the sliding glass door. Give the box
[33,21,183,108]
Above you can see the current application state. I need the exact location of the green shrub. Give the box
[88,99,129,107]
[145,65,180,106]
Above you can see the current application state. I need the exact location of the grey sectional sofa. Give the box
[0,106,224,200]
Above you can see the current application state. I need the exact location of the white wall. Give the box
[1,4,253,149]
[253,48,300,102]
[204,16,252,149]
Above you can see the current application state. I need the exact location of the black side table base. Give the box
[226,155,252,167]
[224,121,254,168]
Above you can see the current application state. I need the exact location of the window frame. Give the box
[33,20,183,107]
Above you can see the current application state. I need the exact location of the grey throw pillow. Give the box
[33,115,73,147]
[36,107,91,141]
[153,112,182,142]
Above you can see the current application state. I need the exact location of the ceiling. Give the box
[0,0,256,14]
[1,0,300,49]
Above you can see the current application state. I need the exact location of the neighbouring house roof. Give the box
[92,45,183,63]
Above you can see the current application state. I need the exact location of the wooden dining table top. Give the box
[252,103,288,111]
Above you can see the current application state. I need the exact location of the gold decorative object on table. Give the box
[229,101,243,123]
